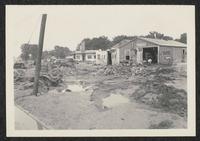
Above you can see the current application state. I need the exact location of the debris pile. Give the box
[60,66,76,75]
[131,66,187,117]
[39,68,63,87]
[97,65,132,76]
[131,65,149,76]
[14,69,26,82]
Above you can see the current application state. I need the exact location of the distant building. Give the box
[73,41,96,62]
[96,49,108,65]
[74,50,96,62]
[111,37,187,65]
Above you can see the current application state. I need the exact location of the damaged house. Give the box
[73,41,96,62]
[111,37,187,65]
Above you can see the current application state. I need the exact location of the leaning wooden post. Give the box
[33,14,47,96]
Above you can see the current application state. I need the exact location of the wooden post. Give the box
[33,14,47,96]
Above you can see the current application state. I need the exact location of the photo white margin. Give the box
[6,5,196,137]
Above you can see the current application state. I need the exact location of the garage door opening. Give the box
[143,47,158,63]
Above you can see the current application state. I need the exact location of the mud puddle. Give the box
[102,93,130,108]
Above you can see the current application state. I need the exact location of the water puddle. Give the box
[66,84,85,92]
[102,94,130,108]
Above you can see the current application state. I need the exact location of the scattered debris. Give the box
[149,120,174,129]
[14,69,26,82]
[97,65,132,76]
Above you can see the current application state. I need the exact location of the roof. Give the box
[138,37,187,47]
[74,50,96,54]
[111,39,132,49]
[111,37,186,50]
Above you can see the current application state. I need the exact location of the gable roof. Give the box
[111,39,132,49]
[111,37,187,50]
[138,37,187,47]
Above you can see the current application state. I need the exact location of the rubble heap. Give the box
[96,64,151,76]
[14,69,26,82]
[97,65,132,76]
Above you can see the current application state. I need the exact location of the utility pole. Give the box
[33,14,47,96]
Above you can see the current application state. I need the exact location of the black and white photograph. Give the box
[6,5,196,137]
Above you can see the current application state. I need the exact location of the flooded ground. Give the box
[102,94,130,108]
[14,63,187,129]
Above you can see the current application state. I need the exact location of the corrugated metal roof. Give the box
[139,37,187,47]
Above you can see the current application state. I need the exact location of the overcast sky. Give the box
[6,5,194,57]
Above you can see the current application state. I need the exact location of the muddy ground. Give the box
[14,62,187,129]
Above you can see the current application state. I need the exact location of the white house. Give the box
[74,50,96,62]
[95,49,108,65]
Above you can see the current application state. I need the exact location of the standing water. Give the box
[67,84,85,92]
[102,94,130,108]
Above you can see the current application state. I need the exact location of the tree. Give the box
[175,33,187,44]
[20,43,38,61]
[20,43,72,60]
[112,35,136,45]
[145,31,173,40]
[50,46,72,59]
[79,36,112,51]
[162,36,173,40]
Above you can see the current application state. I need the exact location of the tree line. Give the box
[20,45,72,60]
[76,32,187,51]
[20,32,186,60]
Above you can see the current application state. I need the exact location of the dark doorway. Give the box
[143,47,158,63]
[107,51,112,65]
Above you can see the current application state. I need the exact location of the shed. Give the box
[111,37,187,65]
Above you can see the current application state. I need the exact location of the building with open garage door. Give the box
[111,37,187,65]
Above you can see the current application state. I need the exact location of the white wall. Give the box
[85,53,96,62]
[75,54,83,61]
[96,50,107,65]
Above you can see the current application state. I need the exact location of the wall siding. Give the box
[96,50,107,65]
[159,46,174,64]
[118,38,156,63]
[159,46,186,64]
[173,47,186,63]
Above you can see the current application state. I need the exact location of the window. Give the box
[126,56,130,60]
[87,55,92,59]
[125,50,130,60]
[94,55,96,59]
